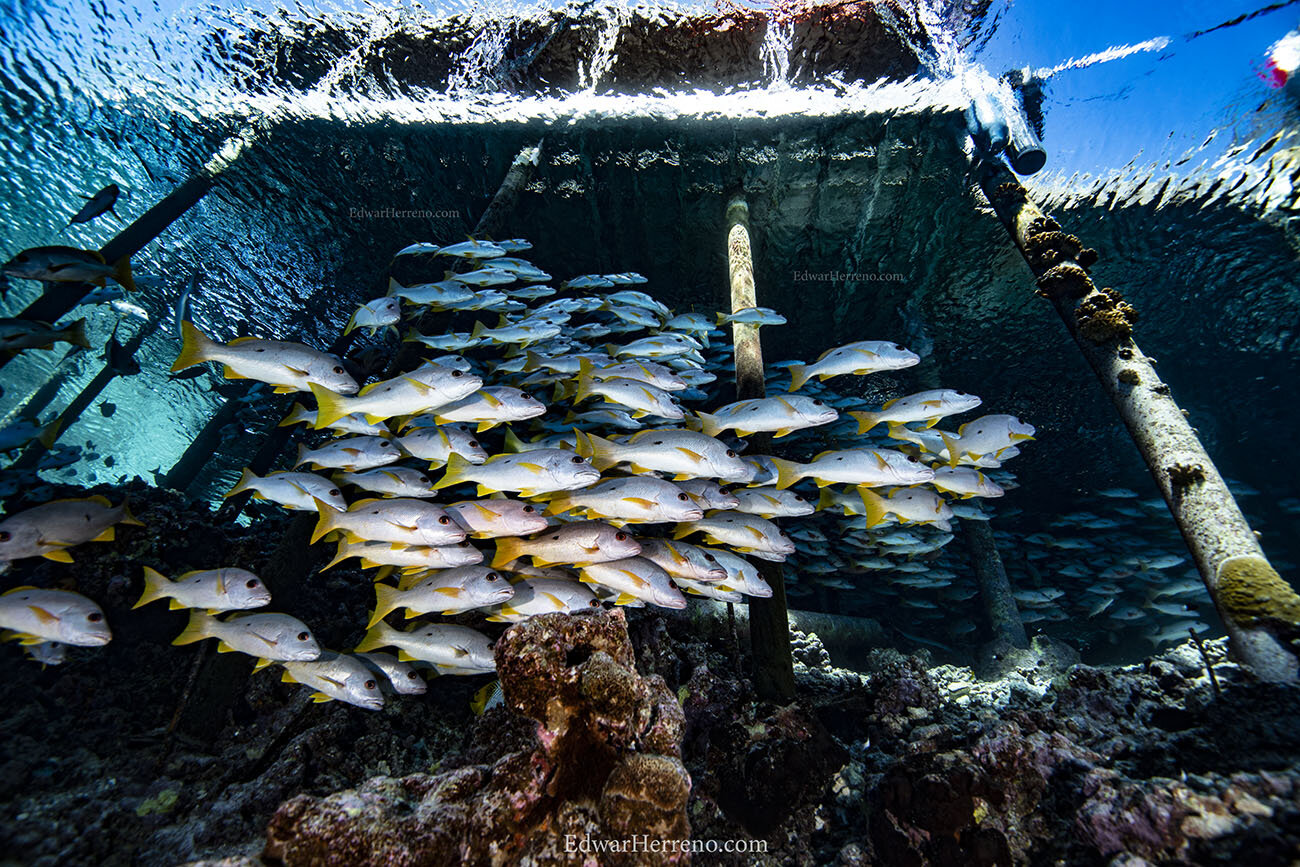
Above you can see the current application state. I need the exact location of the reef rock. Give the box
[264,609,692,866]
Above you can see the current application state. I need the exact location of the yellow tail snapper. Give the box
[490,520,640,569]
[368,566,514,625]
[575,429,747,480]
[3,245,135,292]
[0,587,111,646]
[279,651,385,709]
[0,317,91,352]
[134,566,271,613]
[0,495,142,563]
[577,557,686,609]
[172,611,320,666]
[673,514,794,561]
[696,396,837,438]
[172,321,358,395]
[786,340,919,392]
[225,468,347,512]
[354,622,495,673]
[848,389,982,434]
[771,449,934,490]
[433,450,600,498]
[309,362,481,428]
[311,498,467,547]
[544,477,703,525]
[483,578,601,622]
[444,499,549,539]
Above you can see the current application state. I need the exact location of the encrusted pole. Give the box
[976,159,1300,681]
[726,194,796,702]
[964,520,1028,648]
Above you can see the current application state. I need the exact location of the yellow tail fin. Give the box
[172,610,215,645]
[353,621,393,653]
[939,432,965,467]
[849,411,882,435]
[309,382,351,430]
[133,566,172,609]
[696,411,722,437]
[574,359,595,403]
[319,539,353,573]
[579,431,620,471]
[171,320,216,372]
[118,498,144,527]
[770,458,803,491]
[433,453,472,491]
[855,486,890,528]
[309,497,341,544]
[35,418,63,449]
[367,584,401,628]
[503,427,527,453]
[787,363,809,393]
[491,536,521,569]
[224,467,256,499]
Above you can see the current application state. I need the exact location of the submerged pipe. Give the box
[10,316,161,470]
[726,194,796,702]
[964,520,1029,648]
[1,127,260,374]
[974,159,1300,681]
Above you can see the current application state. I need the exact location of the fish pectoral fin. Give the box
[745,526,766,541]
[27,605,59,625]
[675,447,704,461]
[434,587,462,597]
[518,462,545,473]
[614,593,640,605]
[451,646,470,657]
[622,496,657,509]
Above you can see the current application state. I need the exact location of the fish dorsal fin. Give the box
[622,497,656,509]
[1,586,39,595]
[874,452,888,469]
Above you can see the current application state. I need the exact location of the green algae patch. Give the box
[136,788,180,817]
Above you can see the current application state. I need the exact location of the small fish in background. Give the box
[133,566,271,613]
[172,610,321,665]
[2,245,135,292]
[0,495,142,563]
[356,651,427,695]
[849,389,983,434]
[24,640,68,667]
[225,468,348,512]
[102,321,140,375]
[279,651,385,709]
[344,297,402,336]
[716,306,787,327]
[696,395,837,438]
[483,578,601,622]
[66,183,122,225]
[354,621,496,673]
[172,321,359,395]
[786,340,921,392]
[0,317,90,353]
[0,587,112,646]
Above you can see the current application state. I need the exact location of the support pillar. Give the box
[975,159,1299,681]
[964,520,1028,648]
[726,195,796,702]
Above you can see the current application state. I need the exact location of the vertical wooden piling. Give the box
[964,520,1028,648]
[726,195,796,702]
[975,159,1299,681]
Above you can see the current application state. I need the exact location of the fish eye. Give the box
[246,579,260,588]
[589,599,602,607]
[438,516,451,524]
[653,440,663,445]
[677,493,689,501]
[908,456,919,463]
[487,572,500,581]
[419,476,431,483]
[380,441,391,447]
[365,680,377,690]
[725,449,735,457]
[297,631,310,641]
[813,400,824,406]
[523,505,535,513]
[87,612,103,622]
[521,392,532,399]
[615,531,628,541]
[571,456,584,463]
[0,531,8,542]
[452,370,463,377]
[704,553,716,562]
[793,495,804,501]
[332,366,344,373]
[407,671,419,680]
[468,440,478,447]
[329,489,340,496]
